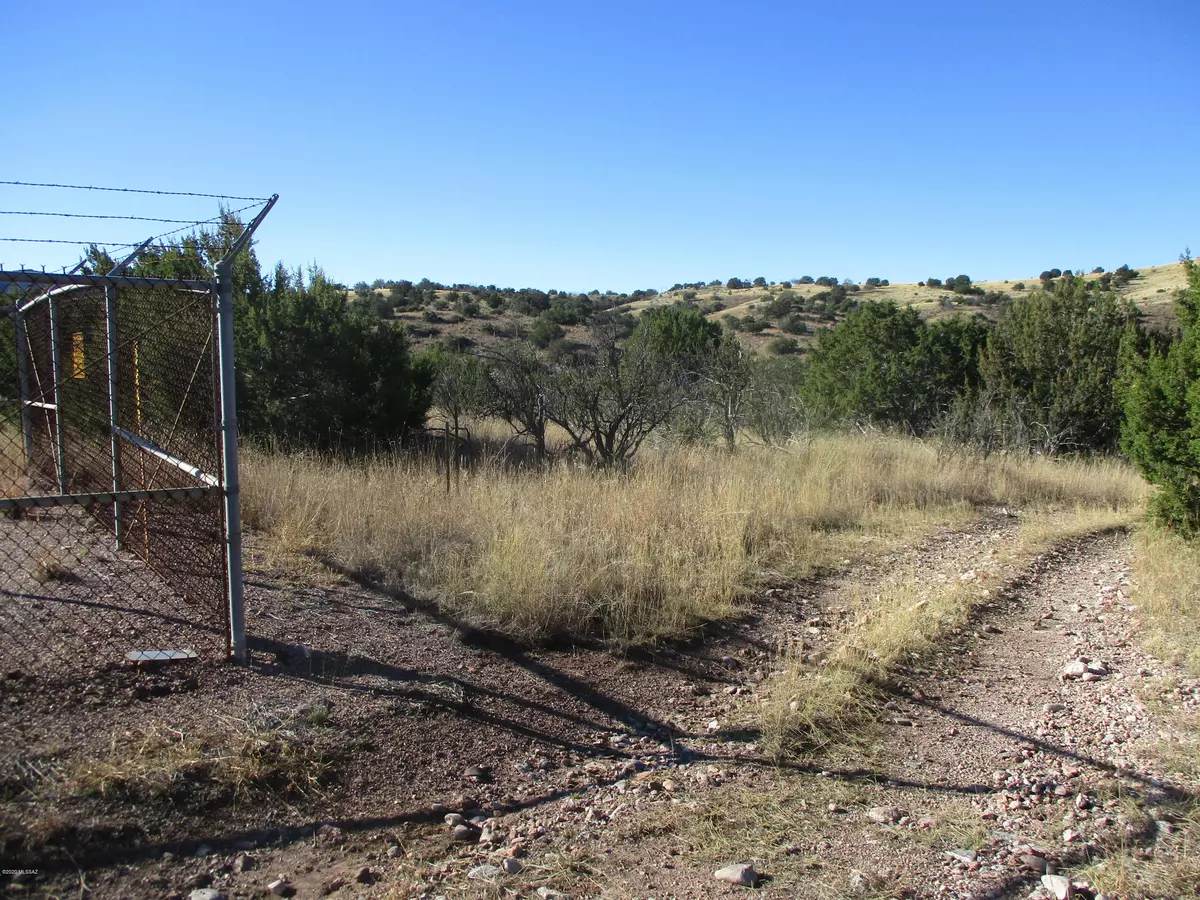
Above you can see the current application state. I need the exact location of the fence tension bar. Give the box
[215,194,277,665]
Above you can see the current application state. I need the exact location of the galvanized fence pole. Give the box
[47,295,67,493]
[103,284,125,548]
[215,263,246,663]
[14,309,34,468]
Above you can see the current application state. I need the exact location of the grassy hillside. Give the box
[354,261,1191,359]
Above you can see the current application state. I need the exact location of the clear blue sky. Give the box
[6,1,1197,292]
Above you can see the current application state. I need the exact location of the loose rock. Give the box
[1041,873,1072,899]
[714,862,758,886]
[1062,661,1088,680]
[468,864,502,881]
[1019,854,1050,874]
[867,806,905,825]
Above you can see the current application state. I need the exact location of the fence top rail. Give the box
[0,271,214,291]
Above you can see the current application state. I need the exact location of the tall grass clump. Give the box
[1133,528,1200,676]
[242,433,1147,646]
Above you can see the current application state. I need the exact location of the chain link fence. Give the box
[0,271,237,680]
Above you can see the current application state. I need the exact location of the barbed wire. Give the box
[0,200,269,251]
[0,211,204,224]
[0,180,270,202]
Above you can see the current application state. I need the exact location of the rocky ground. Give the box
[3,524,1197,899]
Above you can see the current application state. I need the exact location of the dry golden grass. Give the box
[1132,527,1200,677]
[1076,787,1200,899]
[243,434,1146,647]
[70,715,335,805]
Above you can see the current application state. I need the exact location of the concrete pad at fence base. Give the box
[125,649,199,664]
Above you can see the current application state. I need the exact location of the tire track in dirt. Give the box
[837,530,1198,899]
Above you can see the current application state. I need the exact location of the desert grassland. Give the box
[241,433,1147,647]
[631,261,1189,324]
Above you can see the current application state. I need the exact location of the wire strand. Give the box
[0,201,268,250]
[0,211,203,224]
[0,180,270,201]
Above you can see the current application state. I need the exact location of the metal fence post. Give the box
[215,263,246,663]
[104,284,125,548]
[14,309,34,469]
[47,295,68,493]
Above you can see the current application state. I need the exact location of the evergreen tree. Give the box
[981,276,1138,454]
[801,302,985,433]
[1120,256,1200,532]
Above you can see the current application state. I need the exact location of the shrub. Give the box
[752,276,767,287]
[1112,264,1139,287]
[801,302,988,432]
[797,276,815,285]
[529,317,565,348]
[740,317,768,334]
[982,277,1139,454]
[926,278,943,288]
[768,336,800,355]
[779,314,808,335]
[637,304,722,361]
[1012,282,1026,292]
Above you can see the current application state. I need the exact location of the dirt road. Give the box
[5,525,1197,899]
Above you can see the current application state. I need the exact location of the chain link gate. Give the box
[0,207,270,680]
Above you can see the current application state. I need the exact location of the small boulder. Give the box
[231,852,256,874]
[867,806,905,825]
[714,863,758,886]
[1062,661,1088,680]
[189,891,224,900]
[1019,854,1050,874]
[468,864,502,881]
[1041,873,1072,899]
[452,823,479,842]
